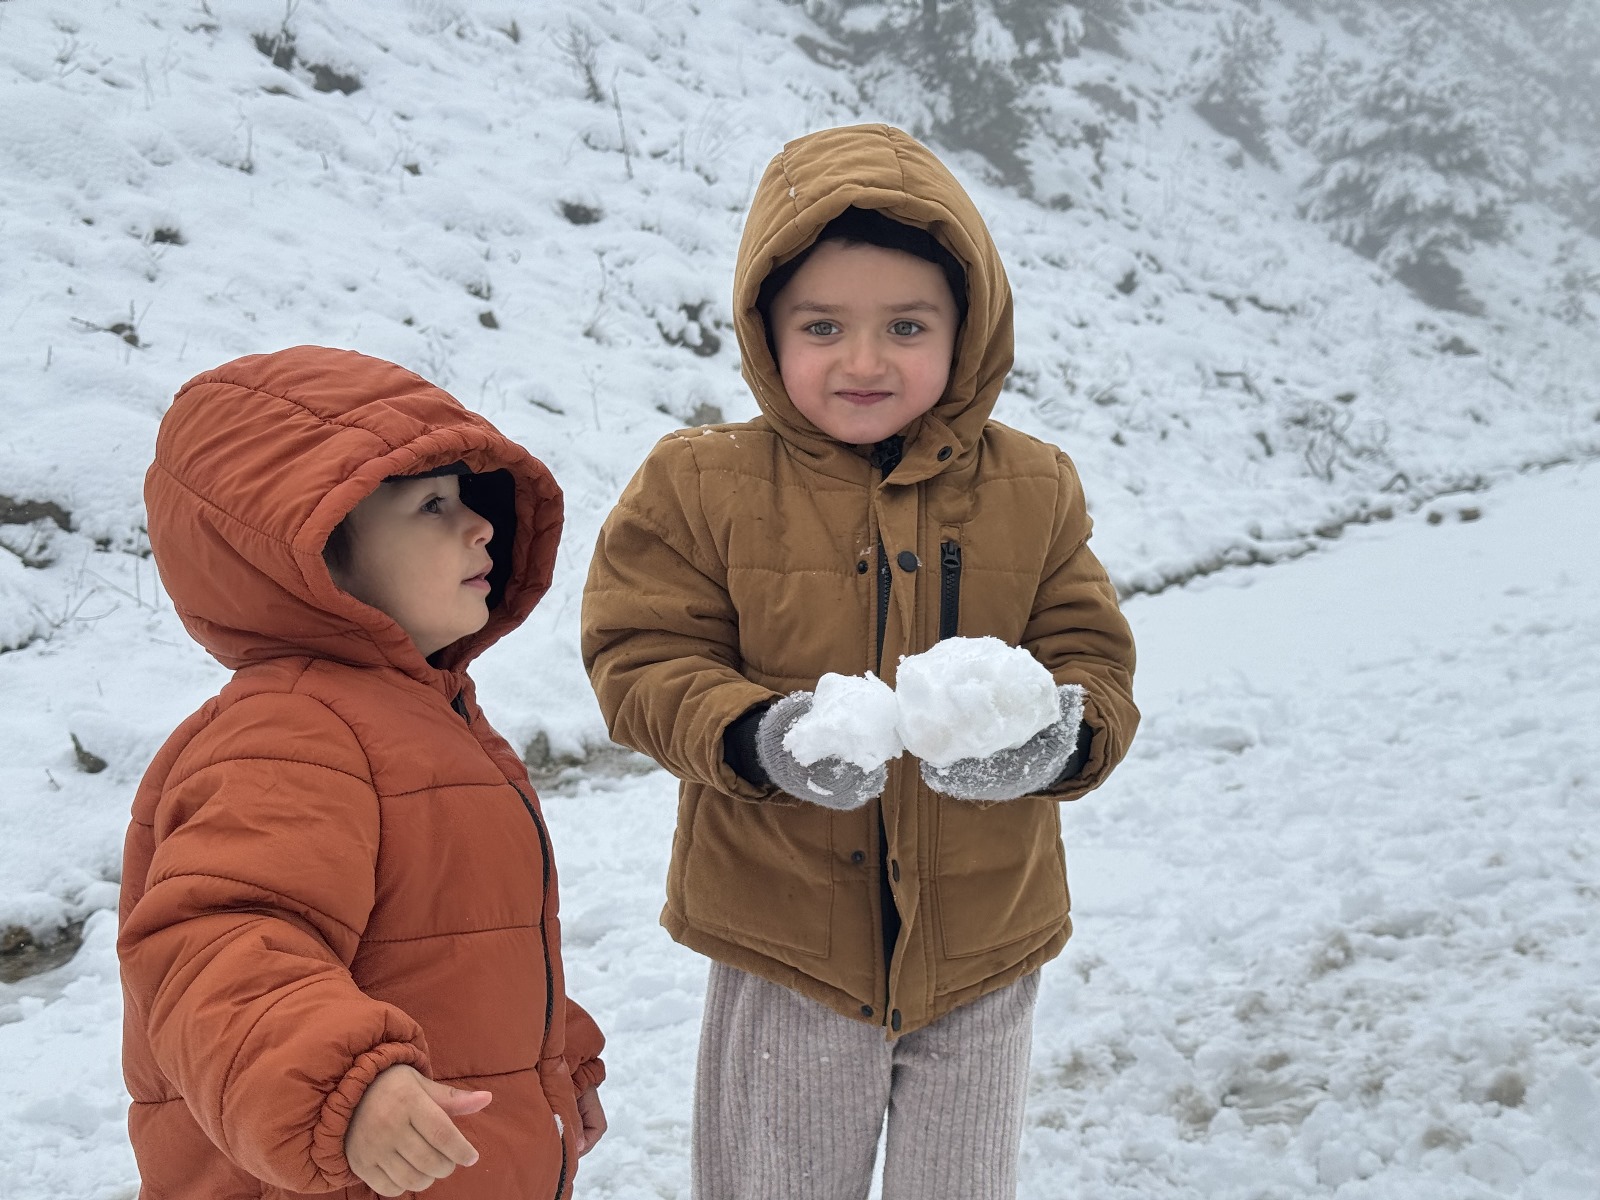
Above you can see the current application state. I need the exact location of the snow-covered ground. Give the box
[4,0,1599,1196]
[4,456,1596,1200]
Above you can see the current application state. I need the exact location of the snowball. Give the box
[895,637,1058,766]
[784,672,903,770]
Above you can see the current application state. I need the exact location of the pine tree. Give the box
[1285,37,1361,149]
[1192,11,1282,165]
[1509,0,1600,236]
[1300,23,1525,312]
[792,0,1132,185]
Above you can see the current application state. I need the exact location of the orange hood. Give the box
[145,345,562,690]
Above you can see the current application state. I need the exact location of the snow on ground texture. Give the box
[784,671,901,771]
[7,460,1595,1200]
[896,635,1060,766]
[1032,461,1600,1200]
[2,0,1599,1195]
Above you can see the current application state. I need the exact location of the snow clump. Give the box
[784,671,903,770]
[896,636,1058,766]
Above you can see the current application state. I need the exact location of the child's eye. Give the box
[889,319,924,337]
[804,320,840,337]
[421,495,445,515]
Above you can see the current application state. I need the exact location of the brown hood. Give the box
[145,345,562,690]
[733,123,1015,466]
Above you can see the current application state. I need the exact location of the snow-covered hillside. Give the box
[5,452,1598,1200]
[1,0,1597,1196]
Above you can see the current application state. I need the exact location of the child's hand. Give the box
[756,692,889,810]
[921,684,1086,802]
[345,1064,492,1196]
[575,1084,607,1156]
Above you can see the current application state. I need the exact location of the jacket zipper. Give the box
[514,783,568,1200]
[454,698,566,1198]
[866,436,905,1029]
[869,435,903,676]
[875,541,891,674]
[938,541,962,641]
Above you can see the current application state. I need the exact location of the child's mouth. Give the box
[837,390,891,405]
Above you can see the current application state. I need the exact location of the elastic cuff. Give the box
[572,1055,606,1094]
[723,704,774,788]
[310,1041,429,1186]
[1050,720,1095,788]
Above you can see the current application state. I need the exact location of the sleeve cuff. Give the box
[572,1055,607,1093]
[722,704,774,788]
[309,1041,429,1186]
[1050,720,1096,789]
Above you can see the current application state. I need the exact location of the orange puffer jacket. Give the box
[119,346,602,1200]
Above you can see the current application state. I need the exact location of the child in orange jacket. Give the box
[119,346,603,1199]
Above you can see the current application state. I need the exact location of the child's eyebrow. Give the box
[788,300,944,315]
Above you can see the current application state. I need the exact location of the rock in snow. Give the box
[895,636,1058,766]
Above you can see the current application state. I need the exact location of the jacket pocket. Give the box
[932,795,1069,960]
[683,788,835,958]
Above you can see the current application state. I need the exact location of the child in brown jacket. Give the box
[582,125,1138,1198]
[120,346,604,1199]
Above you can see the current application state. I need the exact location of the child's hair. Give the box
[755,206,969,355]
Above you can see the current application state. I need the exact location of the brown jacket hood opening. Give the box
[733,124,1015,468]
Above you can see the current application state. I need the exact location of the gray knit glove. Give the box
[756,692,888,811]
[920,684,1086,802]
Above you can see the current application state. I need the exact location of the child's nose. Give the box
[466,511,493,545]
[842,333,885,376]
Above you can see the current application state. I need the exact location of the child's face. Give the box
[330,475,496,658]
[770,239,959,447]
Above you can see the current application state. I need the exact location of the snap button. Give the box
[896,551,919,572]
[890,859,900,882]
[861,1005,874,1018]
[937,446,952,461]
[850,849,866,865]
[891,1009,902,1032]
[855,560,868,574]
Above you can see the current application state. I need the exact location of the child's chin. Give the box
[821,415,900,444]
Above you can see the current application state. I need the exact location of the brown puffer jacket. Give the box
[582,125,1138,1036]
[120,346,602,1200]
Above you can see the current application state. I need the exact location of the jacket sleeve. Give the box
[117,693,427,1193]
[1024,452,1140,799]
[565,998,607,1093]
[581,434,781,800]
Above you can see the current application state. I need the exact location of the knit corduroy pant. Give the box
[692,961,1040,1200]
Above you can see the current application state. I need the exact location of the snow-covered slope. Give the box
[5,453,1597,1200]
[1,0,1598,1193]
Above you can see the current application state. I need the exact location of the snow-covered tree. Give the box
[1508,0,1600,235]
[1300,24,1525,312]
[792,0,1132,185]
[1284,37,1361,149]
[1192,11,1282,165]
